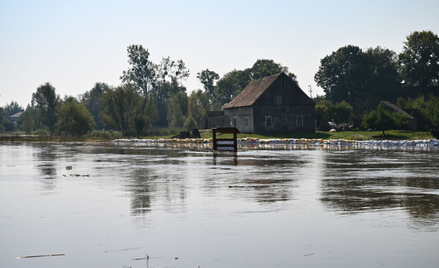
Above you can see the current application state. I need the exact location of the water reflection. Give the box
[320,150,439,229]
[21,142,439,230]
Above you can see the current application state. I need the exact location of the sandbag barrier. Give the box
[113,138,439,150]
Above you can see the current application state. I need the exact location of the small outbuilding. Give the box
[9,110,24,123]
[381,101,417,131]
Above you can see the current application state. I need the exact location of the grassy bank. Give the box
[197,130,434,141]
[0,130,434,142]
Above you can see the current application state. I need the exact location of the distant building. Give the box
[9,110,24,123]
[200,111,225,129]
[202,72,315,134]
[381,101,417,131]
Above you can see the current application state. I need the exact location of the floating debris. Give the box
[17,253,65,259]
[66,166,72,170]
[105,247,143,253]
[67,174,90,177]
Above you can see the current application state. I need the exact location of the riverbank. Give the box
[113,137,439,150]
[0,130,435,143]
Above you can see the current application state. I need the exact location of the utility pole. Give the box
[308,85,312,98]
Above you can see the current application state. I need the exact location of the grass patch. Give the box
[196,129,434,141]
[1,129,434,142]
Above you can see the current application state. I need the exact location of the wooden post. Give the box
[213,128,217,151]
[212,127,240,153]
[233,131,237,152]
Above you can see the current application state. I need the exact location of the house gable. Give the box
[224,72,315,133]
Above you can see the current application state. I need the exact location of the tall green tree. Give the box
[100,84,140,135]
[31,82,60,135]
[152,56,189,127]
[131,94,158,138]
[81,82,109,129]
[167,92,188,129]
[315,45,367,106]
[315,45,401,117]
[0,106,5,132]
[248,59,298,82]
[197,69,219,103]
[362,103,394,136]
[214,69,245,109]
[398,31,439,96]
[188,89,209,127]
[120,45,156,95]
[364,46,401,102]
[20,107,34,134]
[56,99,95,136]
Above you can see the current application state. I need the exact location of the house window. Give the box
[265,116,272,127]
[299,99,302,105]
[245,117,248,126]
[275,95,282,105]
[233,118,237,127]
[281,81,285,90]
[296,116,303,126]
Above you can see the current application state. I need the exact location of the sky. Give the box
[1,0,439,108]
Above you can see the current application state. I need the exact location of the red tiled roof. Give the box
[224,73,282,109]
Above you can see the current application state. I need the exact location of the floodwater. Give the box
[1,142,439,268]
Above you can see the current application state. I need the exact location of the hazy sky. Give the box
[1,0,439,108]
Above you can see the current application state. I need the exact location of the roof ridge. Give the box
[224,73,283,109]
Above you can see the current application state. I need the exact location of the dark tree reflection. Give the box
[33,144,58,190]
[320,150,439,229]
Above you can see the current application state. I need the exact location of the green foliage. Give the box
[152,57,189,127]
[167,92,188,128]
[398,31,439,95]
[0,107,5,133]
[3,101,23,117]
[362,103,395,136]
[31,82,60,135]
[33,129,49,136]
[315,45,401,117]
[120,45,156,95]
[391,111,409,129]
[197,69,219,102]
[248,59,297,82]
[20,109,34,134]
[315,99,354,127]
[81,82,109,129]
[397,94,439,130]
[188,89,209,127]
[86,130,123,140]
[315,45,366,104]
[183,115,197,131]
[100,84,140,135]
[334,100,354,123]
[56,101,95,136]
[120,45,189,127]
[131,94,159,138]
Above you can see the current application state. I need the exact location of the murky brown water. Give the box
[1,142,439,268]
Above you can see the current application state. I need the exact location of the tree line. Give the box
[1,30,438,136]
[314,30,439,133]
[0,44,295,136]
